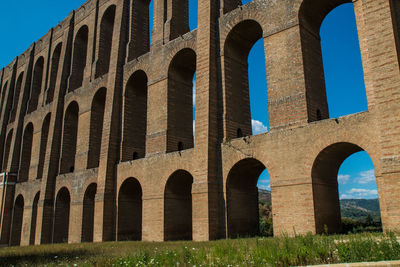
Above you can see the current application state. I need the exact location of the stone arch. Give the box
[122,71,147,162]
[69,25,89,92]
[53,187,70,243]
[223,19,263,139]
[2,129,13,172]
[29,191,40,245]
[95,5,116,78]
[10,194,24,246]
[127,0,151,61]
[60,101,79,174]
[164,170,193,241]
[117,177,142,241]
[226,158,267,238]
[311,142,377,233]
[81,183,97,242]
[46,43,62,104]
[28,56,44,113]
[37,113,51,179]
[87,88,106,169]
[167,48,196,153]
[298,0,352,121]
[18,123,34,182]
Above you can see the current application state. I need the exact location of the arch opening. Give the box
[37,113,51,179]
[9,73,23,123]
[299,1,367,121]
[28,57,44,114]
[60,102,79,174]
[223,20,267,139]
[53,187,70,243]
[128,0,151,61]
[29,192,40,245]
[122,71,148,162]
[69,26,88,92]
[226,158,273,238]
[87,88,106,169]
[167,48,196,153]
[96,6,116,78]
[2,130,13,172]
[312,142,381,234]
[118,178,142,241]
[18,123,33,182]
[46,43,62,104]
[390,0,400,65]
[82,183,97,243]
[164,170,193,241]
[0,81,8,118]
[166,0,190,41]
[10,195,24,246]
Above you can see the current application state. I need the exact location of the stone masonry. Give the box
[0,0,399,246]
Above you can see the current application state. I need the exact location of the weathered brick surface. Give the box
[0,0,399,246]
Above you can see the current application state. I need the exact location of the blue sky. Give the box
[0,1,377,199]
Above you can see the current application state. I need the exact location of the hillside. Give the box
[258,190,381,223]
[340,198,381,222]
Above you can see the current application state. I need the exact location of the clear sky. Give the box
[0,1,377,200]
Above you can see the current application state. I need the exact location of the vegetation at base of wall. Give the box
[0,232,399,267]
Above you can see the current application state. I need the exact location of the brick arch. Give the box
[226,157,269,238]
[222,19,263,139]
[46,42,62,104]
[87,87,106,169]
[29,191,40,245]
[117,177,142,241]
[81,183,97,242]
[164,169,193,241]
[304,132,380,177]
[298,0,354,121]
[53,187,70,243]
[28,56,45,114]
[69,25,89,92]
[18,123,34,182]
[167,48,196,153]
[10,194,24,246]
[37,113,51,179]
[95,5,116,78]
[60,101,79,174]
[298,0,351,34]
[122,70,148,162]
[310,141,378,234]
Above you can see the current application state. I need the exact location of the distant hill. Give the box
[257,190,381,223]
[340,198,381,222]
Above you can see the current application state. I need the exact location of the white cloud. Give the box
[356,169,375,184]
[258,184,271,191]
[252,119,268,135]
[338,174,350,185]
[340,188,378,199]
[192,82,196,107]
[193,120,195,134]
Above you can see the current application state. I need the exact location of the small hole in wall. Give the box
[70,166,75,173]
[133,152,138,160]
[178,142,184,151]
[237,128,243,138]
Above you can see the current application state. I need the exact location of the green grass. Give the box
[1,232,399,266]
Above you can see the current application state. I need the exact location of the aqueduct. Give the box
[0,0,399,246]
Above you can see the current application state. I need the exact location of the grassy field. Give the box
[0,232,400,267]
